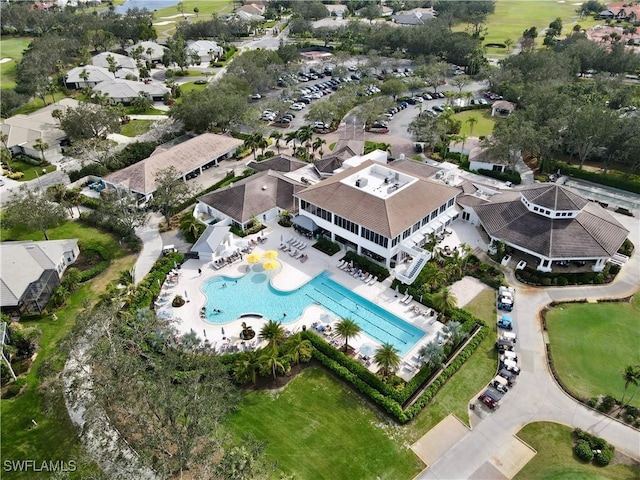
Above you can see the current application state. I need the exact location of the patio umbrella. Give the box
[263,260,279,270]
[263,250,278,260]
[236,239,249,249]
[246,252,262,264]
[220,248,235,258]
[359,343,376,358]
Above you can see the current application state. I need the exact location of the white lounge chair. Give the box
[362,273,372,283]
[295,251,304,259]
[289,249,298,257]
[337,260,345,268]
[299,242,306,250]
[403,295,413,305]
[368,276,378,285]
[400,293,410,303]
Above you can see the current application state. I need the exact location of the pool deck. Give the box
[156,223,458,379]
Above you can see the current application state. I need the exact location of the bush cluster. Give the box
[313,237,340,256]
[77,244,111,282]
[516,264,618,286]
[476,168,522,184]
[128,253,184,312]
[573,428,615,466]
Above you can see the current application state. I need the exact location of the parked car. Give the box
[495,339,515,353]
[498,368,517,386]
[515,260,527,270]
[492,375,509,393]
[497,315,514,330]
[478,390,500,409]
[501,254,512,266]
[501,358,521,375]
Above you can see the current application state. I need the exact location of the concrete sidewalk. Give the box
[134,212,164,285]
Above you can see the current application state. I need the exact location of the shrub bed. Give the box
[129,252,184,312]
[77,243,111,282]
[476,168,522,184]
[516,263,619,286]
[313,237,340,256]
[573,428,615,466]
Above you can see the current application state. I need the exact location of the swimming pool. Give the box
[202,270,425,355]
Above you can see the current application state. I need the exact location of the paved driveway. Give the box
[415,212,640,479]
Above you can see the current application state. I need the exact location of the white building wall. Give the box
[470,160,505,172]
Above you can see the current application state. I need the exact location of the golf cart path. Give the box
[415,214,640,479]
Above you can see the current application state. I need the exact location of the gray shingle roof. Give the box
[519,184,588,211]
[247,154,307,173]
[390,158,442,179]
[295,160,459,238]
[472,189,628,258]
[198,170,304,223]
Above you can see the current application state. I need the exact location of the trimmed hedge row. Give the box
[303,323,488,423]
[477,168,522,184]
[403,325,489,421]
[342,251,390,280]
[129,252,184,312]
[303,331,402,402]
[555,161,640,195]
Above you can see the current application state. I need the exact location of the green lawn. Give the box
[454,110,495,138]
[9,91,71,116]
[1,221,134,479]
[546,294,640,407]
[153,0,233,38]
[122,106,167,116]
[0,37,33,89]
[227,367,424,480]
[178,81,208,95]
[120,119,153,137]
[454,1,592,57]
[6,159,56,182]
[515,422,640,480]
[403,288,498,438]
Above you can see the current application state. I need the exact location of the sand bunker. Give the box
[153,21,175,26]
[0,58,12,64]
[160,13,194,19]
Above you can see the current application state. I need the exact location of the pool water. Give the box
[202,270,425,355]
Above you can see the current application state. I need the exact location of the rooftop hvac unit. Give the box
[355,177,368,188]
[387,184,398,194]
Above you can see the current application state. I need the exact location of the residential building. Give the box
[457,184,629,272]
[0,239,79,314]
[187,40,224,65]
[491,100,516,117]
[65,65,115,89]
[392,7,436,26]
[125,41,167,63]
[103,133,243,203]
[91,51,138,72]
[0,98,80,162]
[92,79,170,103]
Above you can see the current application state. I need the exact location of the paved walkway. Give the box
[415,213,640,479]
[134,212,164,284]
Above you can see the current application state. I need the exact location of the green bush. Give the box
[477,168,522,184]
[618,238,634,256]
[574,440,594,462]
[2,377,27,399]
[313,237,340,256]
[598,395,617,413]
[594,446,615,466]
[129,253,184,312]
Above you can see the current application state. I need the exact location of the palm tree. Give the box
[260,348,285,380]
[233,350,261,384]
[374,343,401,380]
[284,130,298,151]
[270,131,283,154]
[335,317,361,353]
[283,333,312,365]
[419,341,445,369]
[312,137,326,157]
[33,138,49,164]
[244,133,262,161]
[620,365,640,407]
[259,319,285,350]
[443,320,463,346]
[296,125,314,156]
[257,136,269,156]
[432,287,457,315]
[466,115,478,137]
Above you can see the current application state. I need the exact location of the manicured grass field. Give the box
[515,422,640,480]
[546,294,640,407]
[6,159,56,181]
[1,221,134,479]
[153,0,233,38]
[227,367,424,480]
[0,37,33,89]
[454,110,495,138]
[404,288,498,438]
[120,119,153,137]
[122,106,167,116]
[9,91,71,116]
[178,81,208,95]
